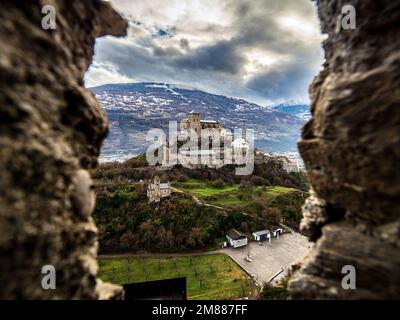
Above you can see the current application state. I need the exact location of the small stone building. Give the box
[147,176,171,203]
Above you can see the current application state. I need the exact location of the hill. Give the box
[92,153,309,253]
[94,182,262,253]
[93,152,309,191]
[90,82,306,161]
[270,103,311,120]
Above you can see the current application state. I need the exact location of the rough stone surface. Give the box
[289,0,400,299]
[0,1,127,299]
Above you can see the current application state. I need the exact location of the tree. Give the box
[119,230,135,250]
[212,178,225,188]
[187,227,202,248]
[240,221,249,233]
[156,225,167,248]
[265,207,281,225]
[253,198,267,211]
[166,230,175,248]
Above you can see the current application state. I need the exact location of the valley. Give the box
[93,153,310,299]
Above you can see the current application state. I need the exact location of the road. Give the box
[98,250,222,260]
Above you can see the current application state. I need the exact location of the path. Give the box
[280,222,295,234]
[173,187,271,223]
[99,250,223,260]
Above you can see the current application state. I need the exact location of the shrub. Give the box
[211,178,225,188]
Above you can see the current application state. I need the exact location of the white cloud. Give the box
[86,0,325,104]
[84,62,133,88]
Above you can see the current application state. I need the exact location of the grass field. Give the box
[98,254,258,300]
[173,179,306,228]
[174,179,299,209]
[174,179,241,197]
[208,186,299,208]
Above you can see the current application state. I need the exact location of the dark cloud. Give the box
[174,40,245,74]
[152,45,181,57]
[85,0,324,104]
[179,38,190,51]
[246,59,317,100]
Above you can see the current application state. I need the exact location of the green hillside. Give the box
[92,153,309,254]
[93,182,261,253]
[174,179,308,228]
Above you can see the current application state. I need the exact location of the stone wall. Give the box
[0,1,127,299]
[289,0,400,299]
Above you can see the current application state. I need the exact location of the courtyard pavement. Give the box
[221,233,312,286]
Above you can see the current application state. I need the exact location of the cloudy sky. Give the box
[85,0,325,105]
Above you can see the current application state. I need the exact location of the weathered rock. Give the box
[0,1,127,299]
[289,0,400,299]
[70,170,96,218]
[299,189,328,241]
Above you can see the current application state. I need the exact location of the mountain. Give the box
[270,104,311,120]
[91,82,306,161]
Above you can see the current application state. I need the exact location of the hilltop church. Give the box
[158,111,250,169]
[179,110,222,134]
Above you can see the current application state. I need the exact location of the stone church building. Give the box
[179,110,222,134]
[147,176,171,203]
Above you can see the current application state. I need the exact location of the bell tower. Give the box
[188,110,201,135]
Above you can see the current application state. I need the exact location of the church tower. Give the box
[188,110,201,135]
[154,175,160,191]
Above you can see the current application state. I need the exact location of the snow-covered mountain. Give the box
[270,103,311,121]
[91,82,306,161]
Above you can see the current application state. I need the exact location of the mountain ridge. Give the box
[92,82,306,161]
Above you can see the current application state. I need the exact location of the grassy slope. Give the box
[174,179,241,197]
[93,182,260,253]
[207,186,298,207]
[174,180,298,206]
[98,254,258,300]
[173,179,307,228]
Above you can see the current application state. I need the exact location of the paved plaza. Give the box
[221,233,312,285]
